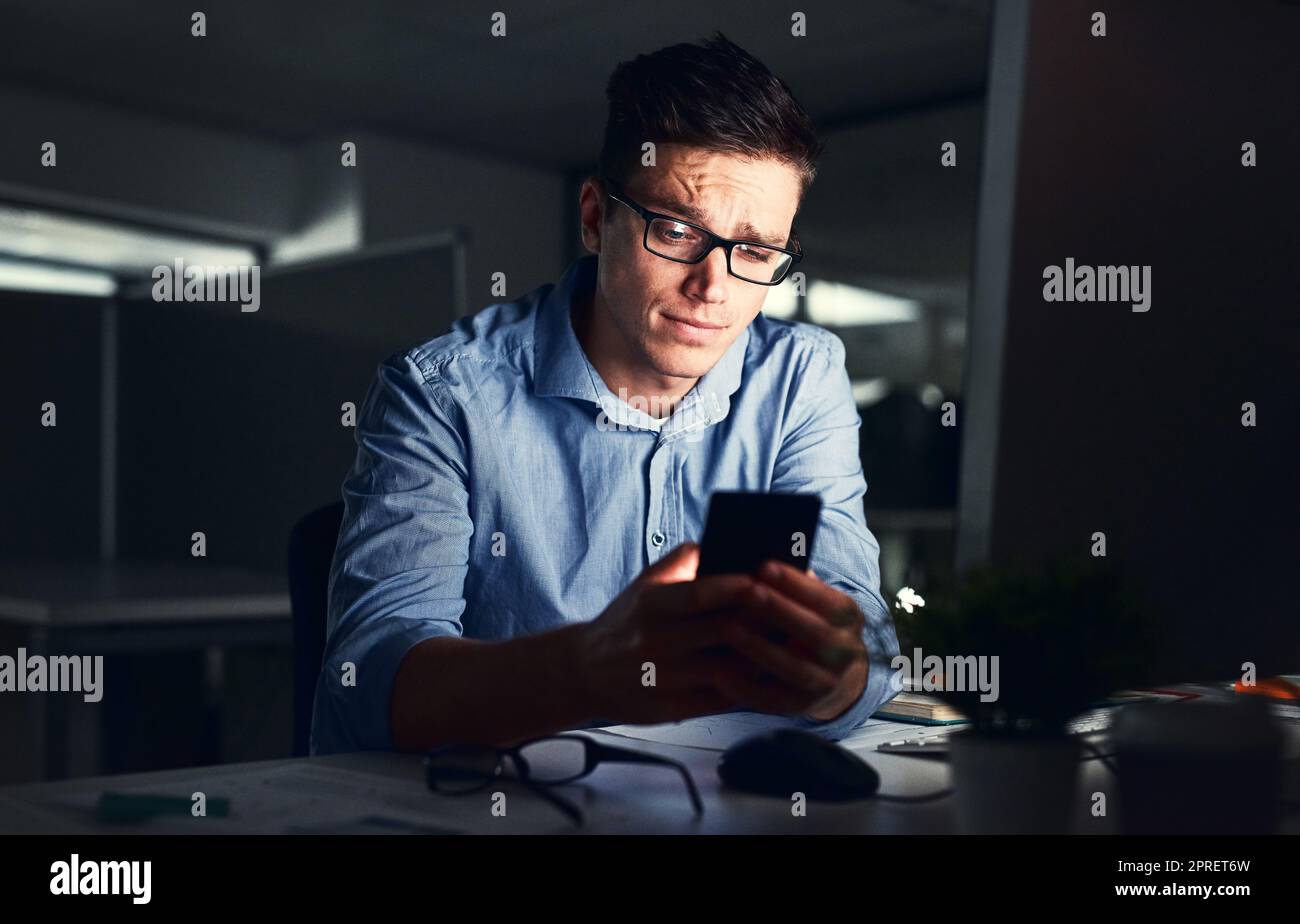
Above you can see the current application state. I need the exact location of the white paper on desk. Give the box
[591,714,910,752]
[591,715,766,750]
[42,764,481,834]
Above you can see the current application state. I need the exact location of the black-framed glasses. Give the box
[601,175,803,286]
[424,733,703,827]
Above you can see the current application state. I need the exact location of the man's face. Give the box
[582,146,802,381]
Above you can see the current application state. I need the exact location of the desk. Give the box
[0,727,958,834]
[0,560,291,780]
[12,721,1291,835]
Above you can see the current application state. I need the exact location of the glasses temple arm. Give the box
[521,777,585,827]
[588,744,704,816]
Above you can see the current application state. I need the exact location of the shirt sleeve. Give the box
[310,350,472,754]
[763,331,902,740]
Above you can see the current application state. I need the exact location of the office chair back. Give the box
[288,501,345,757]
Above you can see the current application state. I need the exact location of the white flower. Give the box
[894,586,926,614]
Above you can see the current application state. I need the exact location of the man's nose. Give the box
[686,245,731,301]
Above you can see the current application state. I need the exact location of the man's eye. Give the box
[738,245,776,263]
[657,223,700,244]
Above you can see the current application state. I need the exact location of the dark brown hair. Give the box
[596,32,824,201]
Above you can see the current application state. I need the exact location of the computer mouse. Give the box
[718,728,880,801]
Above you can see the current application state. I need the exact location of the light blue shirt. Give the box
[312,254,901,754]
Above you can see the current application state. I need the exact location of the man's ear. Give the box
[578,177,606,254]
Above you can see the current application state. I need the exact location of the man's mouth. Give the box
[661,312,727,345]
[662,313,727,330]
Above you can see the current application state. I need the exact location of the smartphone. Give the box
[697,491,822,577]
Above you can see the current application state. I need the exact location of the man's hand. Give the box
[726,560,871,723]
[570,542,773,725]
[571,544,869,726]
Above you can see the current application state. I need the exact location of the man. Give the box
[312,33,900,754]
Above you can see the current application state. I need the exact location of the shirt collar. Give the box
[533,255,600,401]
[533,254,749,434]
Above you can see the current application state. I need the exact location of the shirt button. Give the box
[650,531,666,548]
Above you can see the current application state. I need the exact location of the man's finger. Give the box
[756,560,865,631]
[638,542,700,586]
[743,582,850,655]
[671,646,755,693]
[645,574,761,622]
[671,647,814,717]
[724,622,841,696]
[644,607,750,656]
[676,645,821,715]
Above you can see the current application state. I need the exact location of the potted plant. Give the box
[891,554,1158,833]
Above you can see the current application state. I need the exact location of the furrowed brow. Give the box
[648,196,788,248]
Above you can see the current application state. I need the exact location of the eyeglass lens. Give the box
[646,217,793,284]
[515,737,589,783]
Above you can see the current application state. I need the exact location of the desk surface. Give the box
[0,729,961,834]
[0,560,290,626]
[7,720,1262,835]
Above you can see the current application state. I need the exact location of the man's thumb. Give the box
[640,541,700,586]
